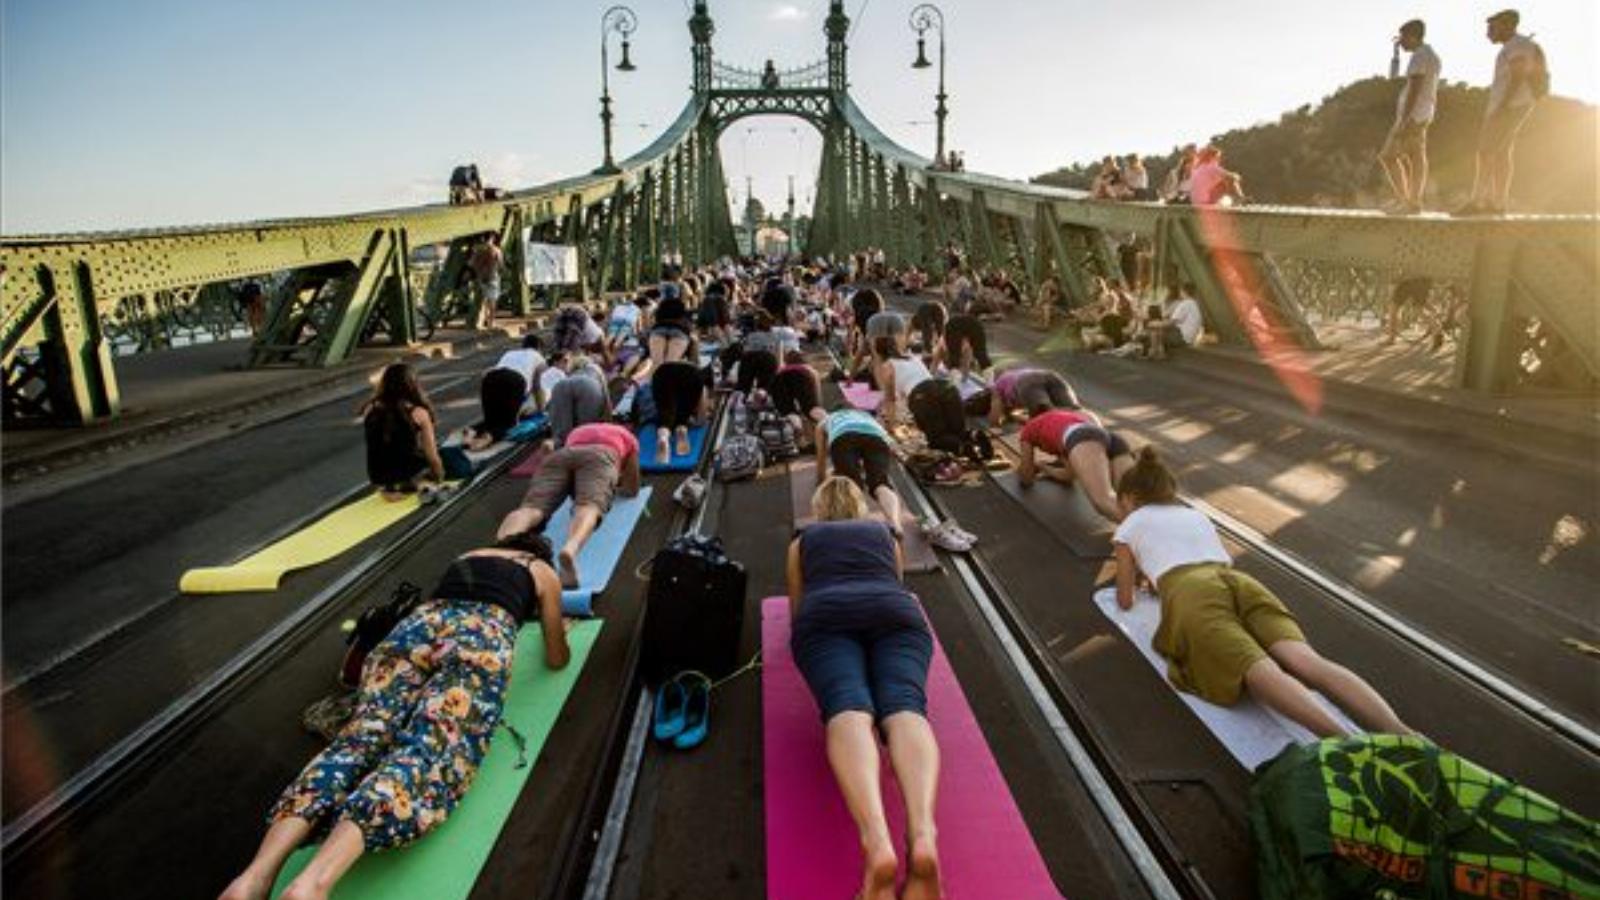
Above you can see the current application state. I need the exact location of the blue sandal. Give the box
[653,677,689,742]
[672,672,713,750]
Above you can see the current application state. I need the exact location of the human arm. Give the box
[989,387,1005,427]
[814,422,829,480]
[876,361,897,424]
[1113,543,1138,611]
[786,539,804,618]
[414,408,446,482]
[533,563,572,669]
[1018,435,1037,487]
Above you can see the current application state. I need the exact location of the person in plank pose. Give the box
[788,476,943,900]
[1113,446,1410,737]
[219,532,569,900]
[496,422,642,588]
[1016,406,1133,523]
[814,408,908,541]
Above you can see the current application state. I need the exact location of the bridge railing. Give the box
[828,93,1599,397]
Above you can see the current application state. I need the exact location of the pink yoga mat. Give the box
[762,597,1057,899]
[841,382,883,412]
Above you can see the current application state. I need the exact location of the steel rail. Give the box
[0,444,529,863]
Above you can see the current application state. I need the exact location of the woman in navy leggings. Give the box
[787,476,942,900]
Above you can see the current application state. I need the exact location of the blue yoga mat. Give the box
[505,413,550,443]
[543,487,653,616]
[636,424,709,473]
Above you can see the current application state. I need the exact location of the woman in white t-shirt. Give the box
[874,337,932,426]
[1111,446,1409,737]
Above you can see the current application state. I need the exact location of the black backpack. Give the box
[639,533,748,684]
[754,410,800,461]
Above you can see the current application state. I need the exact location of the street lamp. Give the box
[596,5,639,175]
[909,4,947,169]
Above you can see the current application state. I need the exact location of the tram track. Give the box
[0,443,528,866]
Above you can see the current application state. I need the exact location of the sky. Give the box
[1,0,1594,235]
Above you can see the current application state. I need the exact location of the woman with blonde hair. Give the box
[787,476,943,900]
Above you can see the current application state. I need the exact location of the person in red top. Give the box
[1017,408,1135,523]
[498,422,642,588]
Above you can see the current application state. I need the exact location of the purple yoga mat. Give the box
[761,597,1057,899]
[841,381,883,412]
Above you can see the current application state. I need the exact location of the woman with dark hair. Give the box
[848,287,885,363]
[910,300,948,360]
[941,313,992,377]
[218,531,569,900]
[987,367,1080,425]
[873,336,933,427]
[771,350,826,430]
[361,363,445,498]
[649,360,709,461]
[736,310,783,396]
[649,289,695,366]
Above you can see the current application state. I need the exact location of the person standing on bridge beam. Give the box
[469,234,504,330]
[1378,19,1441,216]
[1457,9,1548,217]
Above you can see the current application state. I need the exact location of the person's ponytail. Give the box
[1117,444,1178,505]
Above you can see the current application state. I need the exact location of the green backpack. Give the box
[1249,735,1598,899]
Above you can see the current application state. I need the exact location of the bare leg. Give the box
[674,425,691,457]
[1109,452,1135,486]
[1269,640,1410,734]
[1407,149,1428,206]
[278,818,366,900]
[873,485,906,539]
[1378,151,1408,203]
[656,426,671,462]
[558,503,601,589]
[1066,443,1123,523]
[497,506,547,540]
[218,816,313,900]
[1243,656,1350,738]
[1490,143,1515,211]
[883,713,943,900]
[825,712,899,900]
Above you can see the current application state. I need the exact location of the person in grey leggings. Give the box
[548,358,612,446]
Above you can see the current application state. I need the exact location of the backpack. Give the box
[639,533,748,684]
[754,411,799,461]
[1250,734,1598,900]
[340,581,425,687]
[1529,42,1550,100]
[715,434,764,482]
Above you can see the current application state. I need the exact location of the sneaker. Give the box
[923,520,974,553]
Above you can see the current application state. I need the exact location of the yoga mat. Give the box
[180,492,423,594]
[504,413,549,443]
[788,461,939,573]
[989,470,1114,559]
[271,620,603,900]
[636,423,709,473]
[542,488,653,617]
[1091,587,1358,770]
[761,598,1056,899]
[840,382,882,412]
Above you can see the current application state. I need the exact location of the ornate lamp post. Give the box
[596,5,638,175]
[909,4,947,168]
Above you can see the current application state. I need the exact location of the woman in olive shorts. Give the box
[1112,446,1409,737]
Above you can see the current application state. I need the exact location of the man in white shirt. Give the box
[493,335,546,397]
[1139,284,1204,359]
[1459,9,1546,216]
[1378,20,1440,215]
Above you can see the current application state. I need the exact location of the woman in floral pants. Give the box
[220,532,568,900]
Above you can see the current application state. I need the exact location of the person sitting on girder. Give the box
[361,363,446,500]
[1189,146,1247,207]
[496,421,641,587]
[1016,405,1132,523]
[786,475,943,900]
[219,530,569,900]
[1112,446,1411,737]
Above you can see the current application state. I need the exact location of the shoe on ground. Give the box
[673,676,712,750]
[653,678,688,742]
[674,474,708,509]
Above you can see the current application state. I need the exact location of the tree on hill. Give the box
[1033,77,1597,213]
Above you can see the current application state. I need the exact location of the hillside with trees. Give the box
[1032,77,1597,213]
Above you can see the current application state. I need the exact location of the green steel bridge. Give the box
[2,0,1595,426]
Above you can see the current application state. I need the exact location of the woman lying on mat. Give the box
[815,409,907,540]
[787,476,943,900]
[648,288,695,366]
[218,531,569,900]
[986,366,1081,426]
[361,363,445,500]
[649,359,709,461]
[1016,406,1133,523]
[1113,447,1410,738]
[498,422,642,588]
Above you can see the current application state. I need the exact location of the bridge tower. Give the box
[826,1,850,92]
[689,2,715,96]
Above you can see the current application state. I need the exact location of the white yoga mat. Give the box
[1092,586,1358,771]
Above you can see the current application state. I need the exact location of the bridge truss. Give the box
[2,0,1595,424]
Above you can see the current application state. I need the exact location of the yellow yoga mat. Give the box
[179,491,423,594]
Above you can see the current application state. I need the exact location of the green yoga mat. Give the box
[271,619,602,899]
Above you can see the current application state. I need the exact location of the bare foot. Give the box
[656,437,671,462]
[859,839,898,900]
[675,427,691,457]
[558,548,580,589]
[902,835,943,900]
[218,870,272,900]
[278,878,330,900]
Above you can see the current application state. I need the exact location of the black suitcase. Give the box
[640,533,747,685]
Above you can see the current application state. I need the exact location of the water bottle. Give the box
[1389,44,1401,80]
